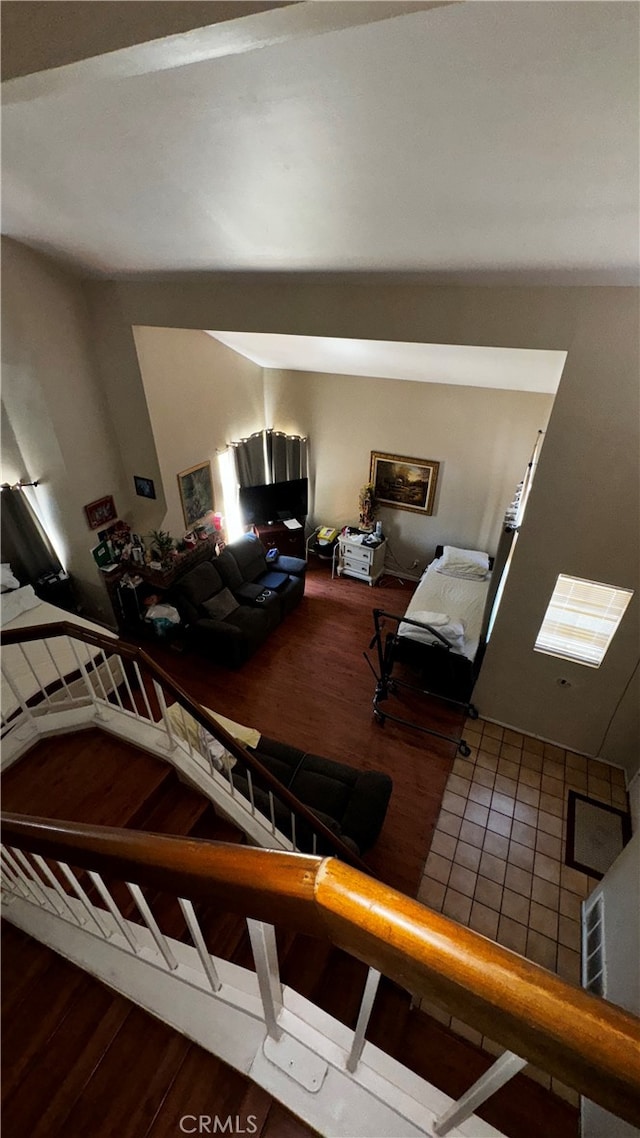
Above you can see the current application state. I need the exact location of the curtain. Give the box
[231,429,308,488]
[1,486,63,585]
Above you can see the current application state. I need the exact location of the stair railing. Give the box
[0,621,371,873]
[2,812,639,1137]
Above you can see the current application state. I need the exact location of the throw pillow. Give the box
[201,588,239,622]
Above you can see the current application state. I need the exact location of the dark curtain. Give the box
[232,429,308,488]
[1,487,63,585]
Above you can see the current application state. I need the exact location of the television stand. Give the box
[253,520,306,560]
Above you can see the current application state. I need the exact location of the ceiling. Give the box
[2,1,638,282]
[206,331,567,392]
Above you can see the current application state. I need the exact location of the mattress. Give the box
[1,594,120,722]
[398,557,491,662]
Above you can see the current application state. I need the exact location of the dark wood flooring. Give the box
[2,725,577,1138]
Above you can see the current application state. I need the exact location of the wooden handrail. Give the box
[2,811,639,1127]
[0,622,372,874]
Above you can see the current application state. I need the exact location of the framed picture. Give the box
[369,451,440,516]
[177,461,214,528]
[134,475,156,499]
[84,495,117,530]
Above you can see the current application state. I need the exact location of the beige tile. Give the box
[565,751,587,773]
[559,888,583,921]
[541,774,564,798]
[468,783,492,808]
[418,876,447,910]
[511,819,536,849]
[558,914,581,951]
[508,840,535,872]
[519,767,542,789]
[483,721,504,740]
[513,801,538,827]
[544,759,565,781]
[472,766,496,790]
[459,819,486,848]
[588,758,611,781]
[521,750,543,772]
[565,770,587,792]
[561,864,590,897]
[437,810,463,839]
[539,792,563,818]
[425,851,452,886]
[515,783,540,808]
[450,1018,484,1047]
[454,840,482,872]
[442,887,473,924]
[479,850,507,885]
[494,774,518,797]
[491,792,516,818]
[431,830,458,860]
[611,785,629,809]
[483,830,509,860]
[535,830,562,861]
[504,864,533,898]
[610,765,626,789]
[503,729,523,747]
[522,735,544,756]
[479,736,501,756]
[537,810,562,838]
[448,772,472,798]
[526,929,558,971]
[533,852,561,885]
[544,742,565,762]
[448,863,478,898]
[469,901,500,938]
[487,809,512,838]
[496,751,521,769]
[588,777,611,804]
[551,1080,580,1108]
[501,888,530,925]
[477,748,499,769]
[474,876,503,913]
[557,944,581,985]
[461,730,482,752]
[442,790,467,817]
[464,800,490,827]
[498,915,528,954]
[532,877,560,911]
[529,900,559,940]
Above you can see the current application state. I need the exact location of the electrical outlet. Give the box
[410,559,419,570]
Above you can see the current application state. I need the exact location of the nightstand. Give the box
[337,534,386,586]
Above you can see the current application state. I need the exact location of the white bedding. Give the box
[398,557,491,662]
[1,596,119,722]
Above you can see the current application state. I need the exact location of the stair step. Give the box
[188,803,246,844]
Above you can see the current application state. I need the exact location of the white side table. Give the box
[337,535,386,586]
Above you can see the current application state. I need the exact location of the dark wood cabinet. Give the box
[253,521,306,560]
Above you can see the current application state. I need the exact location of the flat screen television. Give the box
[239,478,308,526]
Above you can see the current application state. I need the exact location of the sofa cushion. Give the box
[179,561,224,608]
[227,534,269,582]
[201,587,239,622]
[215,548,244,591]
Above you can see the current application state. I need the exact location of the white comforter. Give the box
[1,592,119,721]
[398,557,491,662]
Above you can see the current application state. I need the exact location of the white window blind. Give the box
[535,575,633,667]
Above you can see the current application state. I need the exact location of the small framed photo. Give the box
[177,461,214,528]
[134,475,156,499]
[370,452,440,516]
[84,495,117,530]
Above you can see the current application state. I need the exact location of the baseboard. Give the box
[381,566,421,584]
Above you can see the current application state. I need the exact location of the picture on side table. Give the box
[177,461,214,528]
[84,495,118,530]
[370,451,440,516]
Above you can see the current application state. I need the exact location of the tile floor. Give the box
[417,717,629,1103]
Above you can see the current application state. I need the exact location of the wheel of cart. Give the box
[458,740,472,757]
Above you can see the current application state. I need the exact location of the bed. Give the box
[1,584,122,725]
[368,545,493,754]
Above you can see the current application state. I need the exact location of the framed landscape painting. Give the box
[178,461,214,528]
[370,451,440,515]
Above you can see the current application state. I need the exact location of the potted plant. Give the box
[149,529,175,569]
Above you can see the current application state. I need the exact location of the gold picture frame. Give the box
[370,451,440,515]
[177,461,214,528]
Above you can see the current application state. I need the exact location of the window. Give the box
[535,575,633,667]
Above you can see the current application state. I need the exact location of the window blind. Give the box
[535,574,633,667]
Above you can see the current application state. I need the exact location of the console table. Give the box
[337,534,387,586]
[253,521,306,561]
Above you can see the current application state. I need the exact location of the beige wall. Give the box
[267,367,552,571]
[1,239,129,622]
[132,326,265,539]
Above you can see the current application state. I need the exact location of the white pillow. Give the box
[1,564,20,592]
[1,584,41,626]
[437,545,489,580]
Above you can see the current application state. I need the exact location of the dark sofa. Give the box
[234,735,393,857]
[172,534,306,668]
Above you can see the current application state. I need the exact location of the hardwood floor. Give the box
[139,562,465,896]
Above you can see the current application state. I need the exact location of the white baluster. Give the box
[1,661,35,722]
[346,967,381,1072]
[126,882,178,969]
[88,871,142,953]
[43,640,73,701]
[433,1050,528,1136]
[153,681,177,749]
[247,919,282,1041]
[132,662,154,722]
[10,848,62,913]
[57,861,112,937]
[247,769,256,816]
[178,897,222,992]
[268,791,277,836]
[100,650,125,710]
[31,854,85,925]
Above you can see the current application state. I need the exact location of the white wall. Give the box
[1,239,129,621]
[267,367,552,571]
